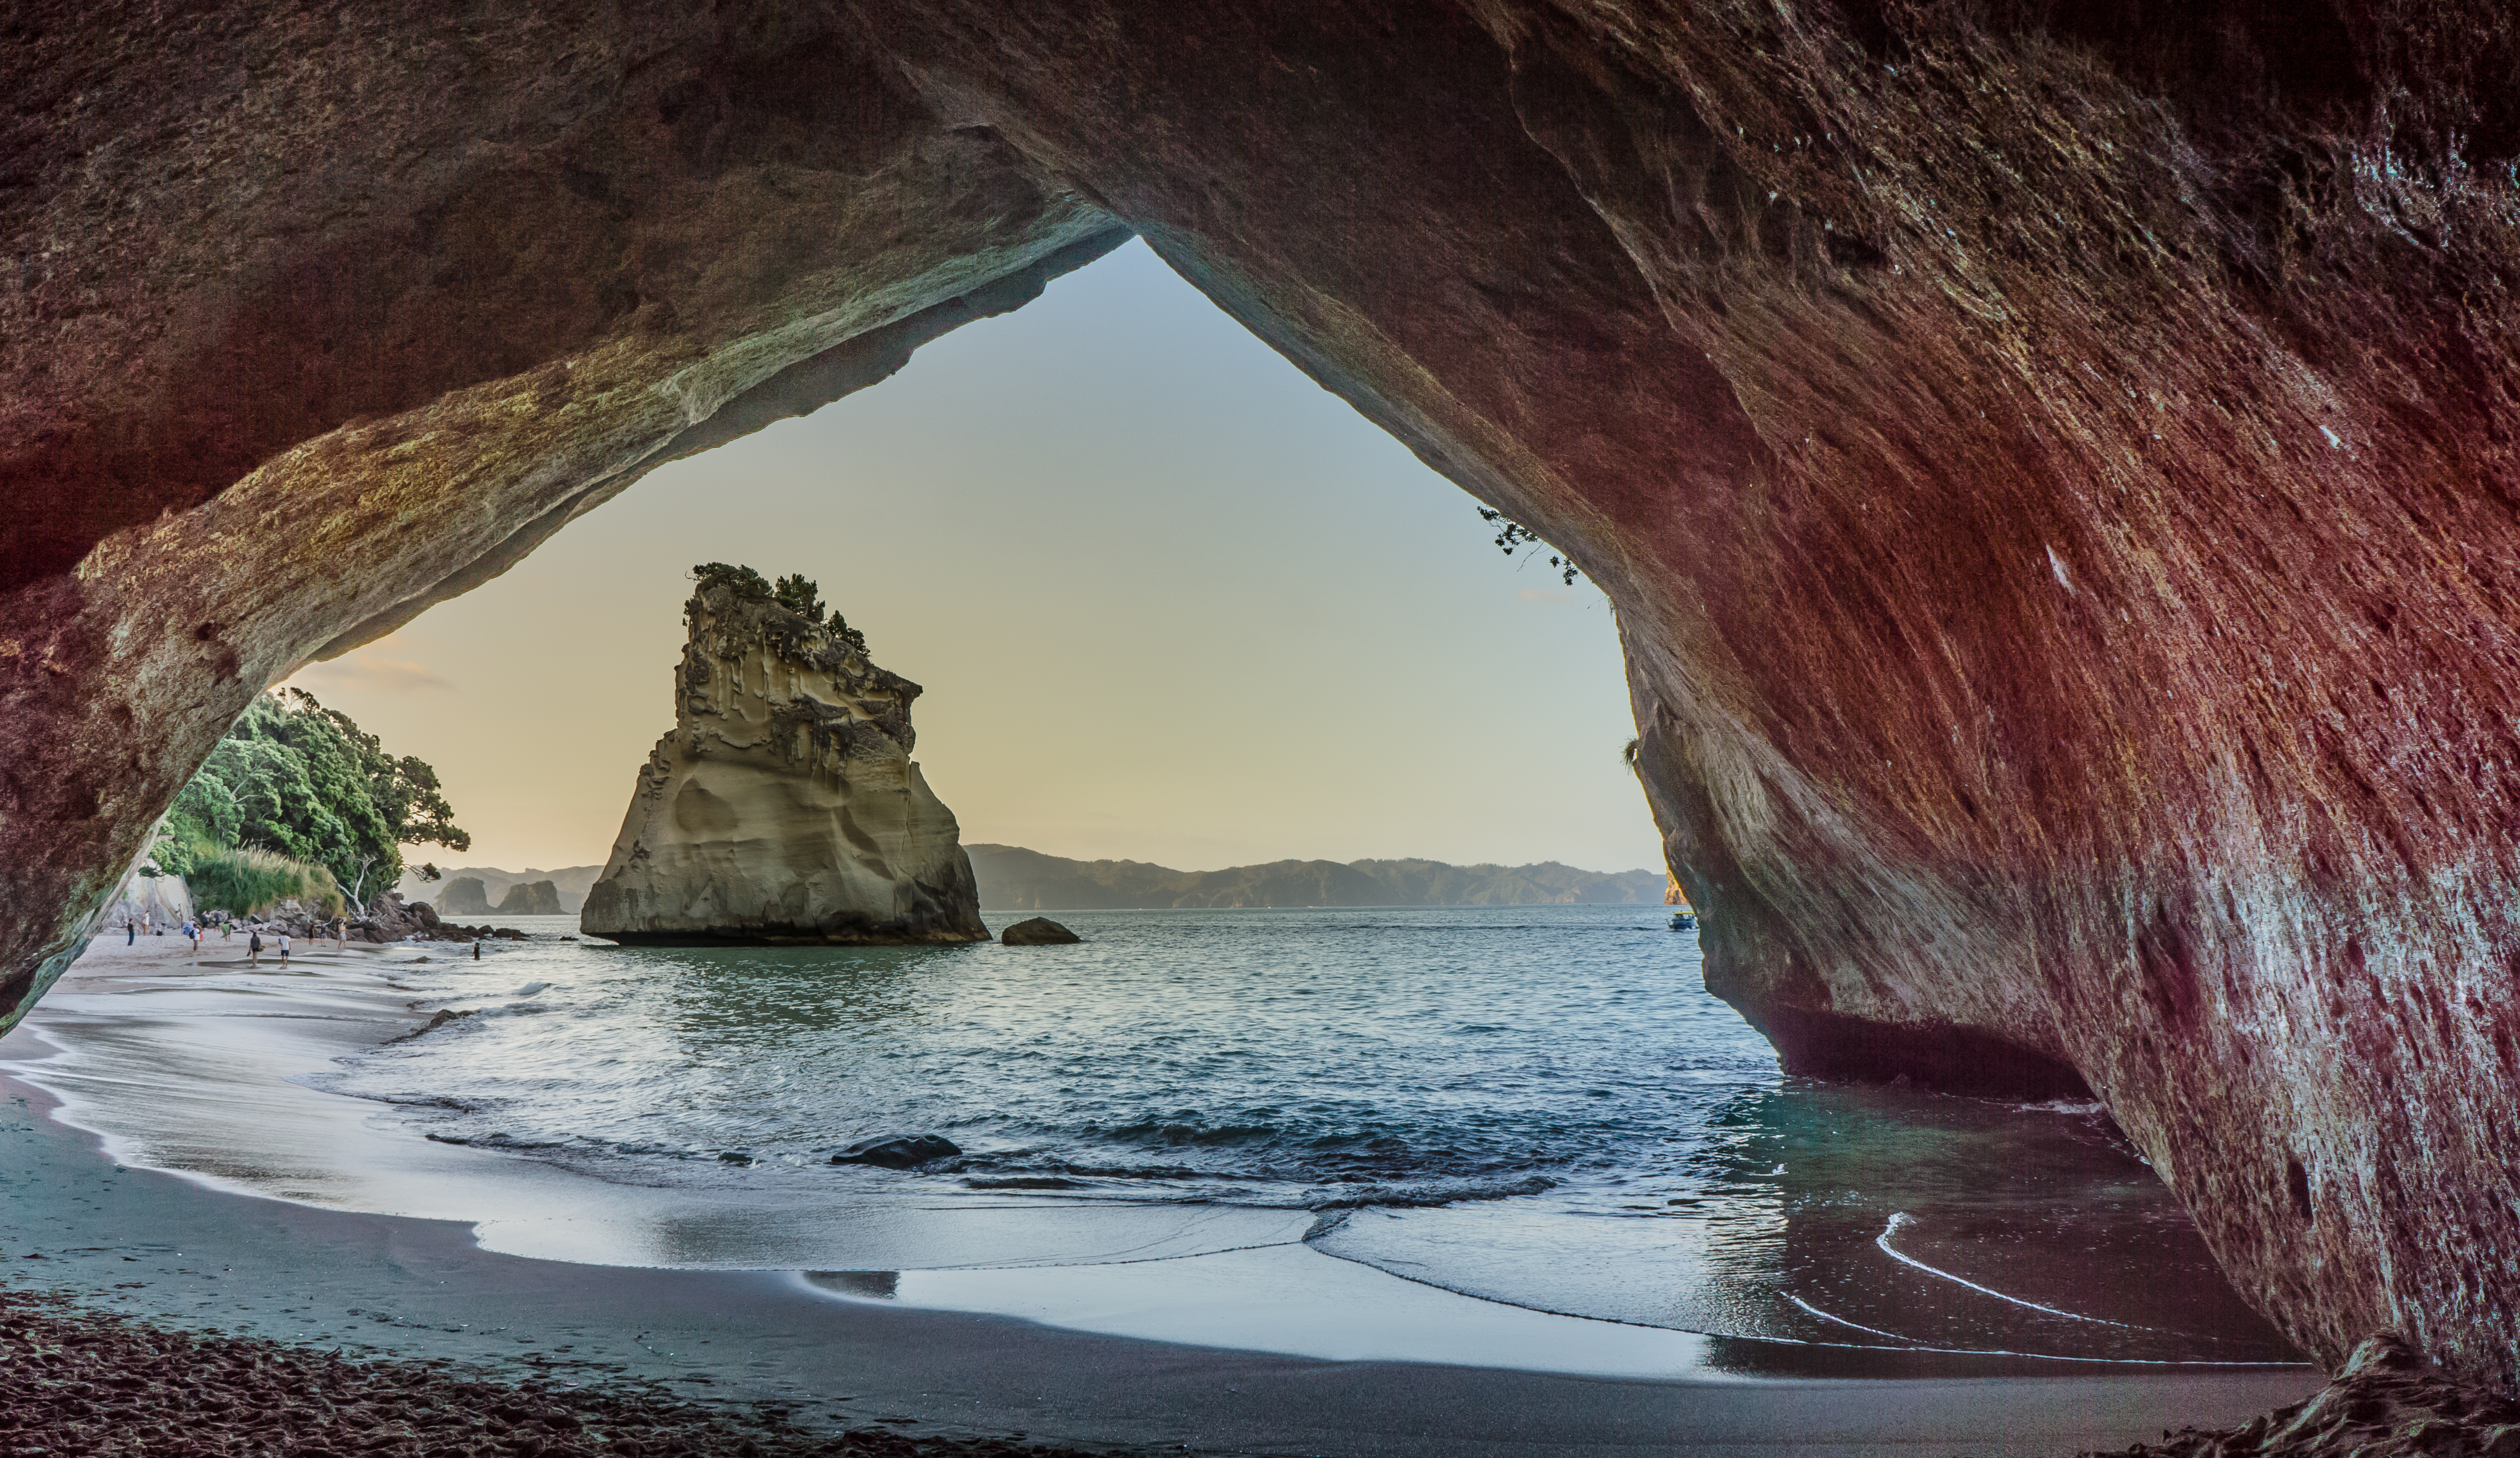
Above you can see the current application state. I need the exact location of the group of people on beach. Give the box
[111,900,379,972]
[118,910,314,966]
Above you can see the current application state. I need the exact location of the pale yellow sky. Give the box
[285,242,1663,876]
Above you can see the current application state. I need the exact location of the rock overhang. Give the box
[6,0,2520,1389]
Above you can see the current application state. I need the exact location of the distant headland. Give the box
[963,845,1665,910]
[401,849,1669,915]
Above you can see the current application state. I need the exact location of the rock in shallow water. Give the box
[829,1135,962,1170]
[999,917,1080,946]
[579,581,986,947]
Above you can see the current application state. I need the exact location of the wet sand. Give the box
[0,935,2326,1454]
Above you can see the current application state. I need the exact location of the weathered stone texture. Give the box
[580,583,985,945]
[9,0,2520,1387]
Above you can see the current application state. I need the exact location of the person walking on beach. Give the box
[247,929,261,966]
[277,929,290,964]
[124,916,135,947]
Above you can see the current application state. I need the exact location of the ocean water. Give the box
[292,905,2297,1368]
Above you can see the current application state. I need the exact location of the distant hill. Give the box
[966,845,1665,910]
[396,864,605,914]
[393,853,1667,914]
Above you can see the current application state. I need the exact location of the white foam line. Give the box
[1241,1251,2300,1369]
[1783,1292,1914,1342]
[1875,1212,2150,1330]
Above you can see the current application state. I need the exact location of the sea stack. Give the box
[580,569,986,945]
[494,880,563,916]
[435,878,492,917]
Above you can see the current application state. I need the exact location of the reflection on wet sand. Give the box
[1317,1081,2300,1374]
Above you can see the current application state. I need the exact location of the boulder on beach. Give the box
[828,1135,960,1170]
[364,893,441,940]
[1000,917,1080,946]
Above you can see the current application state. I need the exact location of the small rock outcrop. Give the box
[361,893,443,942]
[828,1135,961,1169]
[260,892,443,944]
[493,879,562,916]
[2102,1335,2520,1458]
[999,916,1079,945]
[434,878,492,917]
[580,577,986,946]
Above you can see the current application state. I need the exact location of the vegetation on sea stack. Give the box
[156,689,469,906]
[692,562,869,656]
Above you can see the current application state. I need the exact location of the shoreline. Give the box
[0,1071,2326,1456]
[0,934,2328,1455]
[8,927,2306,1373]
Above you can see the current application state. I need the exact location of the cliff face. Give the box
[95,874,193,934]
[10,0,2520,1385]
[581,584,984,945]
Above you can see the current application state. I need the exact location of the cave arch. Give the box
[291,238,1658,889]
[12,0,2520,1390]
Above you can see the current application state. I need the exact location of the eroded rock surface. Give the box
[11,0,2520,1386]
[2097,1336,2520,1458]
[580,583,984,946]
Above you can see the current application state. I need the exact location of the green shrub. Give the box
[692,562,773,600]
[693,562,869,655]
[184,845,345,919]
[157,688,467,900]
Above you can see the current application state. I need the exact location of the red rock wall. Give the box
[7,0,2520,1385]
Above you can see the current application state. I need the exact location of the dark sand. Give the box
[0,1287,1106,1456]
[0,1059,2329,1458]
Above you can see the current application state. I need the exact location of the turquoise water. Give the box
[313,905,2298,1365]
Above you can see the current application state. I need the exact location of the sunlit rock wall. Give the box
[10,0,2520,1385]
[581,583,984,945]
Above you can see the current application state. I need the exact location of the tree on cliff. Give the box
[691,562,869,655]
[156,689,470,904]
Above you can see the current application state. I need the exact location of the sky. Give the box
[283,240,1665,877]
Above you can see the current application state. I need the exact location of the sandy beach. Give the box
[0,931,2330,1456]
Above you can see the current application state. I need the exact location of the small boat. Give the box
[1668,910,1698,932]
